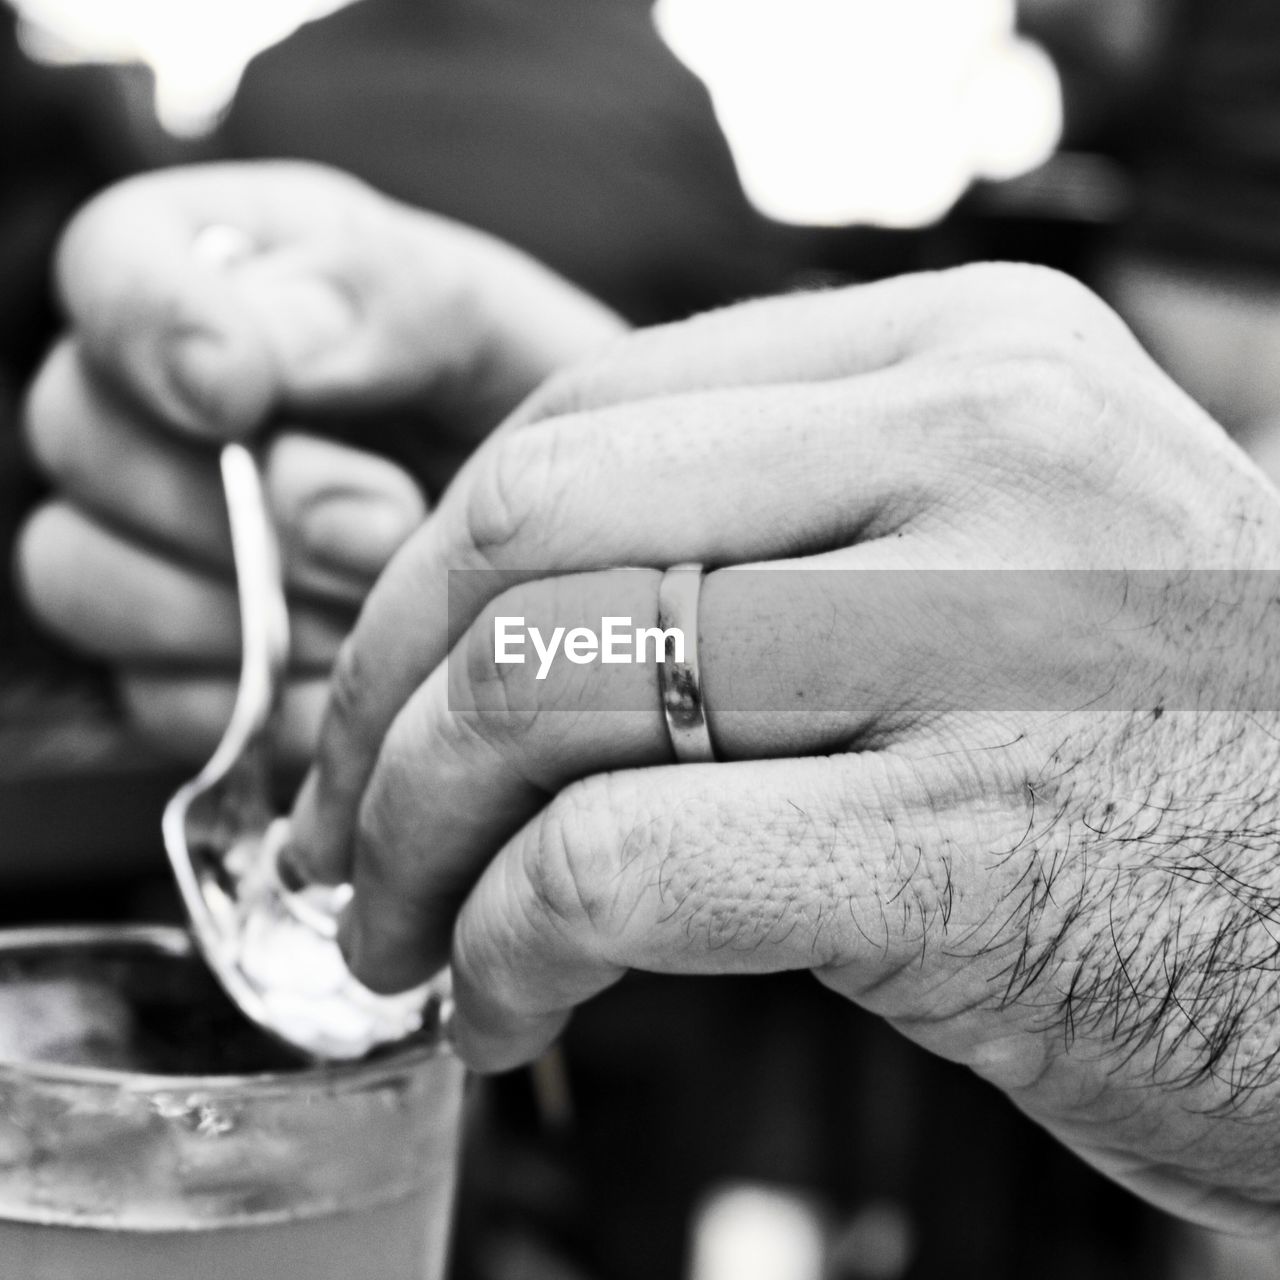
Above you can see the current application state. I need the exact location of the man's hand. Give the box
[289,263,1280,1231]
[17,161,624,761]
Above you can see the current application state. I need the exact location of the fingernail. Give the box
[299,491,419,578]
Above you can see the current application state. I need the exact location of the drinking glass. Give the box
[0,925,464,1280]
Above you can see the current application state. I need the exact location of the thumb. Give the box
[57,161,626,446]
[53,165,401,439]
[56,180,283,440]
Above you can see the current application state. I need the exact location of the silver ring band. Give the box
[657,563,717,763]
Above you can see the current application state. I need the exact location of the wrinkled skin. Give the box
[283,265,1280,1234]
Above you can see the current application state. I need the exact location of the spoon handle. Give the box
[219,442,290,759]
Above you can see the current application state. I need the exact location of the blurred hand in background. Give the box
[16,160,623,765]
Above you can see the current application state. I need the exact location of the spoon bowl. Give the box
[162,443,444,1060]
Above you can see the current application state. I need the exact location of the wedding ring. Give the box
[656,563,717,763]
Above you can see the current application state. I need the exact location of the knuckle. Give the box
[465,584,550,740]
[324,634,378,753]
[426,697,501,787]
[932,348,1109,460]
[1012,264,1119,329]
[952,261,1089,310]
[990,349,1104,420]
[463,426,564,566]
[508,329,631,426]
[515,364,592,425]
[521,775,638,937]
[951,262,1134,348]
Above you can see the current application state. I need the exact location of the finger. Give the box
[24,340,230,557]
[428,755,977,1072]
[56,161,623,441]
[307,555,938,945]
[24,344,425,601]
[220,221,621,432]
[119,672,328,767]
[55,169,284,437]
[290,367,949,875]
[325,570,670,979]
[506,262,1135,429]
[17,503,347,669]
[262,433,426,600]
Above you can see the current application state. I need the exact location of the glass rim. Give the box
[0,922,449,1093]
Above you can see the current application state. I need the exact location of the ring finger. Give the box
[334,551,946,991]
[292,365,965,878]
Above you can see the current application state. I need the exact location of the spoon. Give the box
[162,442,445,1060]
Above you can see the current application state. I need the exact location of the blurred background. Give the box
[2,1,1278,1277]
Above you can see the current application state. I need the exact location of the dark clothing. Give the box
[1124,0,1280,273]
[221,0,792,324]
